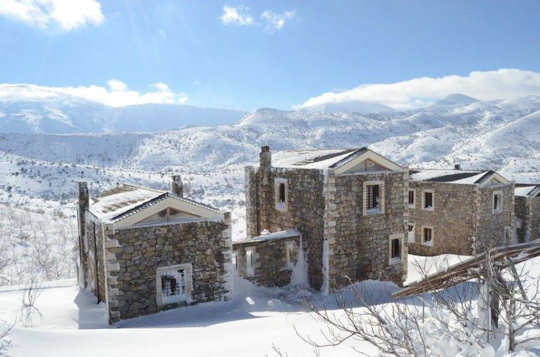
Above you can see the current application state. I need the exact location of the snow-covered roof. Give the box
[233,229,301,245]
[515,184,540,197]
[410,169,504,185]
[89,184,219,223]
[272,148,366,169]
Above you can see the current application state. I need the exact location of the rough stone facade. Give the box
[243,147,407,292]
[84,217,106,303]
[107,220,231,322]
[233,235,300,287]
[515,195,540,243]
[245,164,326,290]
[408,182,514,256]
[328,172,407,289]
[476,184,514,251]
[77,181,232,325]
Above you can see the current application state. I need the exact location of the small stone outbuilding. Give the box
[77,176,232,324]
[408,168,514,256]
[238,146,408,293]
[233,229,302,287]
[514,184,540,243]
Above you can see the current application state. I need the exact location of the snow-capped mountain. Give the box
[0,95,538,181]
[0,93,247,134]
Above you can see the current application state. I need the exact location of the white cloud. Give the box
[220,5,254,26]
[299,69,540,110]
[0,0,104,30]
[260,10,295,32]
[0,81,189,107]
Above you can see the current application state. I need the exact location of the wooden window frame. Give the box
[363,180,385,216]
[422,226,434,246]
[422,190,435,211]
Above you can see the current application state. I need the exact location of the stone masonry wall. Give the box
[514,196,529,243]
[329,171,407,290]
[531,197,540,241]
[476,184,514,251]
[408,182,476,256]
[107,220,231,322]
[233,237,300,287]
[246,165,326,290]
[84,217,106,302]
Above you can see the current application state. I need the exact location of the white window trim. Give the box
[422,226,434,246]
[388,233,403,265]
[422,190,435,211]
[246,247,255,277]
[407,223,415,243]
[408,189,416,209]
[156,263,193,307]
[274,178,288,212]
[363,180,385,216]
[492,190,503,214]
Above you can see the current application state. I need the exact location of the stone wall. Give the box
[476,184,514,251]
[515,196,529,243]
[245,165,326,290]
[328,171,407,290]
[408,182,476,256]
[84,217,106,302]
[106,220,231,322]
[233,236,300,287]
[531,197,540,241]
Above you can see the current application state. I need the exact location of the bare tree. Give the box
[0,319,13,356]
[20,274,43,328]
[294,249,540,356]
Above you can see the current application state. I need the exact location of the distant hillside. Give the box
[0,93,247,134]
[0,95,538,183]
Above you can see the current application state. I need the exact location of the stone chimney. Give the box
[454,164,461,170]
[260,145,271,168]
[171,175,184,197]
[260,146,272,184]
[78,181,89,212]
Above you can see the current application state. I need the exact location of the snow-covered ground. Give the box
[1,255,539,357]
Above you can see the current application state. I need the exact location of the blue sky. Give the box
[0,0,539,111]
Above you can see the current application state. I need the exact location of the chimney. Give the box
[260,145,271,168]
[260,146,272,184]
[171,175,184,197]
[78,181,89,211]
[454,164,461,170]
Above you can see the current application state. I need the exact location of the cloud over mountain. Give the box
[299,69,540,110]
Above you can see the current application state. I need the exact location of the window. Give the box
[232,252,237,270]
[367,184,380,210]
[408,190,415,208]
[408,224,415,243]
[423,191,434,211]
[275,178,288,212]
[246,248,255,277]
[279,183,286,203]
[423,227,433,246]
[286,241,295,268]
[493,191,503,214]
[389,234,402,264]
[363,181,385,215]
[156,263,193,306]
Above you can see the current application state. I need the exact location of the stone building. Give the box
[407,168,514,256]
[235,146,408,293]
[514,184,540,243]
[77,176,232,324]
